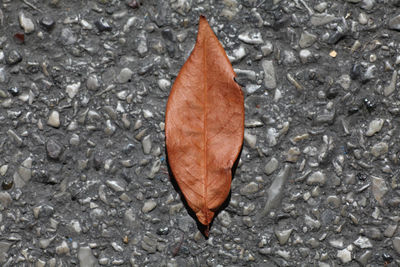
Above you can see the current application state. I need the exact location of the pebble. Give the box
[353,236,373,248]
[304,214,321,230]
[46,139,63,159]
[275,229,293,245]
[310,14,337,26]
[47,111,60,128]
[40,16,55,31]
[0,241,11,263]
[389,15,400,30]
[286,147,300,162]
[142,200,157,213]
[371,142,388,157]
[19,12,35,34]
[0,192,12,208]
[95,18,112,32]
[238,30,263,44]
[384,70,397,96]
[158,78,171,91]
[142,135,152,154]
[299,31,317,48]
[5,50,22,65]
[314,2,328,12]
[261,60,277,89]
[56,241,70,255]
[393,237,400,254]
[117,68,133,83]
[365,118,384,136]
[299,49,313,64]
[230,45,247,63]
[66,82,80,98]
[244,130,257,149]
[260,165,291,217]
[217,211,232,227]
[87,74,100,90]
[306,171,326,186]
[60,28,77,45]
[264,157,278,175]
[78,247,96,267]
[337,248,352,264]
[13,157,32,188]
[240,182,259,196]
[260,41,274,56]
[371,176,388,205]
[171,0,192,15]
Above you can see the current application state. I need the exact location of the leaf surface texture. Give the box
[165,16,244,233]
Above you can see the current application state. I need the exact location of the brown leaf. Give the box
[165,16,244,235]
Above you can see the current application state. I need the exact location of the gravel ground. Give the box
[1,0,400,266]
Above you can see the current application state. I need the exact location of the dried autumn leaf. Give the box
[165,16,244,235]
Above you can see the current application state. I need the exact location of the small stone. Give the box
[358,12,368,25]
[299,49,313,64]
[5,50,22,65]
[389,15,400,31]
[337,248,352,264]
[371,142,388,157]
[19,12,35,34]
[299,31,317,48]
[393,237,400,254]
[158,79,171,91]
[353,236,373,248]
[260,165,291,216]
[329,238,344,249]
[304,214,321,230]
[306,171,326,186]
[275,229,293,245]
[137,31,148,56]
[142,135,152,154]
[262,60,277,89]
[384,70,397,96]
[40,16,55,31]
[311,14,338,26]
[106,180,126,192]
[95,18,112,31]
[365,227,383,240]
[8,87,20,96]
[46,139,63,159]
[66,82,80,98]
[60,28,77,46]
[117,68,133,83]
[357,250,372,266]
[286,147,300,162]
[240,182,259,196]
[384,224,398,237]
[238,30,263,44]
[0,241,12,263]
[87,74,100,90]
[264,157,278,175]
[217,210,232,227]
[171,0,192,15]
[314,2,328,12]
[142,200,157,213]
[244,130,257,149]
[371,176,388,205]
[56,241,70,255]
[47,111,60,128]
[260,41,273,56]
[365,118,384,136]
[0,192,12,208]
[230,45,247,63]
[69,220,82,234]
[78,247,96,267]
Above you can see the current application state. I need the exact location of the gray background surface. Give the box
[0,0,400,266]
